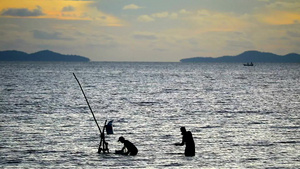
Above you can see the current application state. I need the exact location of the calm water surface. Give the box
[0,62,299,168]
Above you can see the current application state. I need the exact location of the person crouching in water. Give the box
[116,136,138,156]
[175,127,195,156]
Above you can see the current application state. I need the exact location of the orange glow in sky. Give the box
[0,0,300,61]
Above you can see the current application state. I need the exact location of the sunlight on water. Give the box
[0,62,299,168]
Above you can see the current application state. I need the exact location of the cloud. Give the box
[179,9,249,33]
[256,10,300,25]
[137,15,155,22]
[123,4,142,10]
[33,30,73,40]
[154,12,177,19]
[225,40,255,50]
[179,9,191,14]
[1,6,44,17]
[133,34,157,40]
[62,6,75,12]
[254,1,300,25]
[137,11,178,22]
[152,12,169,18]
[287,31,300,37]
[0,0,122,24]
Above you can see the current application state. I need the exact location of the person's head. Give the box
[118,136,125,143]
[180,127,186,134]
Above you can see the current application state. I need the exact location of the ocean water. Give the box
[0,62,299,168]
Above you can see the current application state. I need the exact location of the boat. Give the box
[243,62,253,66]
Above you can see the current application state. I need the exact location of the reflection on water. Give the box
[0,62,299,168]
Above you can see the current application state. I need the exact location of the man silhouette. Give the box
[117,136,138,156]
[175,127,195,156]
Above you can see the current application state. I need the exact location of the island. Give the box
[0,50,90,62]
[180,51,300,63]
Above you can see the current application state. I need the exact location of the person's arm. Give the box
[175,141,184,146]
[121,146,126,152]
[122,146,130,155]
[175,136,185,146]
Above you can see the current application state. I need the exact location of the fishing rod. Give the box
[73,73,102,134]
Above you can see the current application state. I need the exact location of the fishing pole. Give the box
[73,73,102,134]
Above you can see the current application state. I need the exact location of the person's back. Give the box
[123,140,138,155]
[185,131,195,156]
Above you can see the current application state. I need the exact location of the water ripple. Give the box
[0,62,299,168]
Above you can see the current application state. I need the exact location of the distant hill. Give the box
[0,50,90,62]
[180,51,300,63]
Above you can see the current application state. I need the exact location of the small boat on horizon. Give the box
[243,62,253,66]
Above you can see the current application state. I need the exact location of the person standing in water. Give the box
[175,127,195,156]
[117,136,138,156]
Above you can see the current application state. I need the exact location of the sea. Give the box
[0,62,299,168]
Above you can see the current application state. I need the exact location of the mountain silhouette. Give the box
[180,51,300,63]
[0,50,90,62]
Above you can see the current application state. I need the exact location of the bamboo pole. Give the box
[73,73,102,134]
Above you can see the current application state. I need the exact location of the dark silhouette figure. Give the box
[175,127,195,156]
[117,136,138,156]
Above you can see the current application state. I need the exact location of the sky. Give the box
[0,0,300,62]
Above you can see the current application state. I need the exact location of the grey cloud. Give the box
[225,40,254,50]
[100,16,107,20]
[154,48,167,52]
[33,30,73,40]
[287,31,300,37]
[62,6,75,12]
[188,38,199,45]
[133,34,157,40]
[1,6,45,17]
